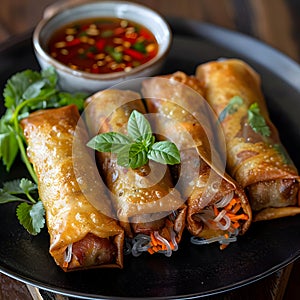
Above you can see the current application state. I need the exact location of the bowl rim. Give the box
[33,0,172,81]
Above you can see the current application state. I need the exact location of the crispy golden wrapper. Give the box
[84,90,186,256]
[21,105,124,271]
[196,59,300,221]
[142,72,251,247]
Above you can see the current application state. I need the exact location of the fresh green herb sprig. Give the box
[0,178,45,235]
[247,102,271,137]
[219,96,271,138]
[0,67,86,176]
[0,67,86,235]
[87,110,181,169]
[218,95,243,123]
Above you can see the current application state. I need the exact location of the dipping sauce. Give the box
[47,17,159,74]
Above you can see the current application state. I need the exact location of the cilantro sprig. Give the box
[219,96,271,138]
[0,178,45,235]
[218,96,243,122]
[0,67,86,235]
[87,110,181,169]
[0,67,86,176]
[247,102,271,137]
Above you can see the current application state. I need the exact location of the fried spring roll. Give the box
[142,72,252,248]
[21,105,124,271]
[196,59,300,221]
[84,90,186,256]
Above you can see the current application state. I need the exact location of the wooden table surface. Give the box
[0,0,300,299]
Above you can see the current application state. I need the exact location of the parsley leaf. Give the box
[3,179,30,194]
[0,116,18,171]
[218,96,244,122]
[0,178,45,234]
[0,67,87,174]
[16,201,45,235]
[273,144,292,165]
[19,178,38,195]
[87,110,181,169]
[248,102,271,137]
[3,70,42,109]
[1,67,86,236]
[0,190,26,204]
[1,178,38,202]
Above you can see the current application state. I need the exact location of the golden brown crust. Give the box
[254,207,300,221]
[21,105,124,271]
[142,72,252,240]
[84,90,186,243]
[196,59,300,216]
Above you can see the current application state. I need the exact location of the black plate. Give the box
[1,18,300,299]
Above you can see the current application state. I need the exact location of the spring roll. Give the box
[84,89,186,256]
[21,104,124,271]
[142,72,252,249]
[196,59,300,221]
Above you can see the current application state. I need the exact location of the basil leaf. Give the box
[117,143,148,169]
[148,141,180,165]
[128,143,148,169]
[127,110,152,140]
[87,132,132,153]
[16,201,45,235]
[218,96,243,122]
[248,102,271,137]
[88,110,181,169]
[116,145,131,168]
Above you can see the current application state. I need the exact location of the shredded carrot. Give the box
[148,229,175,254]
[226,213,249,221]
[232,222,241,229]
[231,203,241,214]
[212,196,249,235]
[220,244,229,250]
[152,246,159,252]
[224,198,237,211]
[150,232,158,247]
[147,248,155,254]
[213,205,219,216]
[147,214,178,255]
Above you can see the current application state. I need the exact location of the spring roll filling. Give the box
[191,191,249,249]
[130,209,183,256]
[63,233,118,269]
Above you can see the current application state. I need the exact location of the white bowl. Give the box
[33,0,172,93]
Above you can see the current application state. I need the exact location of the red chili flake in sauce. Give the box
[47,17,159,74]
